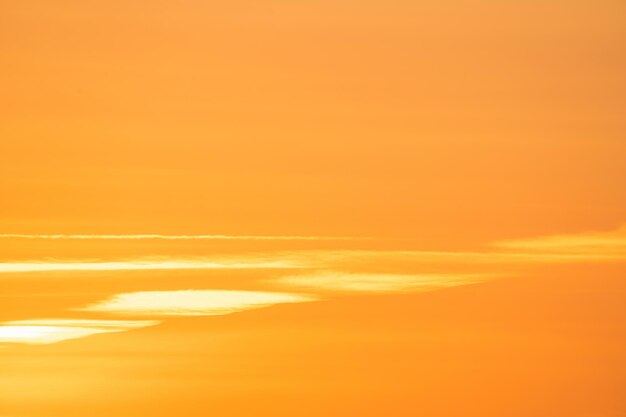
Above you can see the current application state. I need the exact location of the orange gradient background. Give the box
[1,1,625,416]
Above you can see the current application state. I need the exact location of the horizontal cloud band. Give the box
[0,319,159,345]
[77,290,317,316]
[0,234,370,241]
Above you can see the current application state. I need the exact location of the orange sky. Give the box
[1,1,625,417]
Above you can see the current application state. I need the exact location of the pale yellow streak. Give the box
[272,272,492,293]
[0,246,618,277]
[0,233,370,241]
[494,226,626,255]
[0,249,615,276]
[278,249,624,266]
[9,319,161,328]
[78,290,317,316]
[0,259,303,274]
[0,319,159,345]
[0,326,110,344]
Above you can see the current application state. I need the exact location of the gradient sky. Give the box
[1,1,625,417]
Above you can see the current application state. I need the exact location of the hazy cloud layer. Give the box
[1,225,624,349]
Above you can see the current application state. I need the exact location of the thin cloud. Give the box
[273,249,622,267]
[494,225,626,257]
[0,319,158,345]
[0,248,614,276]
[0,258,305,274]
[0,234,370,241]
[77,290,317,316]
[272,271,492,293]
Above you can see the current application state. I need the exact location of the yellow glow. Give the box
[272,272,491,293]
[78,290,317,316]
[0,319,159,345]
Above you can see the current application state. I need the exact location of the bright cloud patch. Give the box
[78,290,317,316]
[273,272,491,293]
[0,319,158,345]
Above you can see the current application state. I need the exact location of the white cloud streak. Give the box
[0,258,304,273]
[272,272,492,293]
[0,319,159,345]
[77,290,317,316]
[494,225,626,256]
[0,234,369,241]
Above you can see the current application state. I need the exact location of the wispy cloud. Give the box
[0,234,370,241]
[0,248,615,277]
[271,271,492,293]
[3,226,624,349]
[77,290,317,316]
[274,249,622,267]
[493,225,626,257]
[0,258,304,274]
[0,319,158,345]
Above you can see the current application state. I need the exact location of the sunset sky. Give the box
[1,1,625,416]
